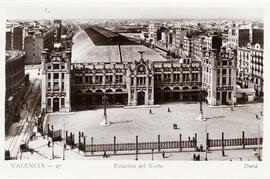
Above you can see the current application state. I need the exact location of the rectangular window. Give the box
[222,69,227,75]
[131,77,134,86]
[217,77,220,85]
[47,98,51,107]
[62,73,65,79]
[106,75,113,83]
[48,73,51,79]
[89,76,93,84]
[229,77,231,85]
[54,73,59,79]
[53,64,60,69]
[217,69,220,75]
[222,77,226,85]
[216,92,220,100]
[228,92,232,99]
[229,69,231,76]
[149,77,152,85]
[61,98,65,106]
[47,65,51,70]
[61,82,64,90]
[222,61,228,66]
[53,82,59,90]
[48,82,51,90]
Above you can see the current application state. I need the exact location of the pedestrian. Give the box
[47,140,51,148]
[193,154,196,161]
[188,137,190,141]
[231,106,234,111]
[253,148,258,156]
[103,151,107,158]
[149,109,152,114]
[222,150,225,157]
[162,151,165,158]
[197,154,200,161]
[168,107,171,112]
[256,114,259,119]
[238,157,242,161]
[200,144,203,152]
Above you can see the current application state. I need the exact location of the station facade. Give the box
[41,26,235,113]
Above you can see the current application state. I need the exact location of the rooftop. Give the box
[72,26,166,63]
[5,50,24,62]
[84,26,138,46]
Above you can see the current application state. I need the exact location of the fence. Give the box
[66,131,75,148]
[207,131,263,150]
[43,127,263,156]
[78,134,197,154]
[46,124,62,142]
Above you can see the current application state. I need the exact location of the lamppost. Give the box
[100,92,110,126]
[196,85,206,121]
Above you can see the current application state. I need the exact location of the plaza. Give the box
[47,102,263,146]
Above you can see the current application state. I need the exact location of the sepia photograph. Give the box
[1,0,269,178]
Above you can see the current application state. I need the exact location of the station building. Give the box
[41,26,232,113]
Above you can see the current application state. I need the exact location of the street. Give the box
[5,66,41,159]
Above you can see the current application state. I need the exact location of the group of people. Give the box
[149,107,171,114]
[193,153,201,161]
[196,144,204,152]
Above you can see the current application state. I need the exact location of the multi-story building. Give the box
[228,24,253,48]
[250,43,263,96]
[41,26,203,112]
[41,45,71,112]
[236,26,264,96]
[6,30,12,50]
[202,47,237,106]
[183,34,194,57]
[13,26,24,50]
[24,29,54,65]
[174,28,187,55]
[5,50,27,130]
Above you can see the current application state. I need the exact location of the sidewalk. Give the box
[5,79,41,159]
[21,134,261,161]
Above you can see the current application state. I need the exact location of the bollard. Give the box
[221,132,224,156]
[91,137,94,155]
[158,135,160,152]
[83,137,86,154]
[179,134,182,152]
[113,136,116,155]
[194,133,197,151]
[135,136,138,160]
[206,132,209,151]
[78,132,81,153]
[242,131,245,149]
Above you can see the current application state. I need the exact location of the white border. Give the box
[1,0,269,178]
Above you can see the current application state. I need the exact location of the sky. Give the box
[2,0,265,20]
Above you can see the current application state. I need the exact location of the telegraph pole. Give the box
[205,123,208,161]
[63,123,65,160]
[257,124,261,161]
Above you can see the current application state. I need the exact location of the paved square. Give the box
[47,102,263,145]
